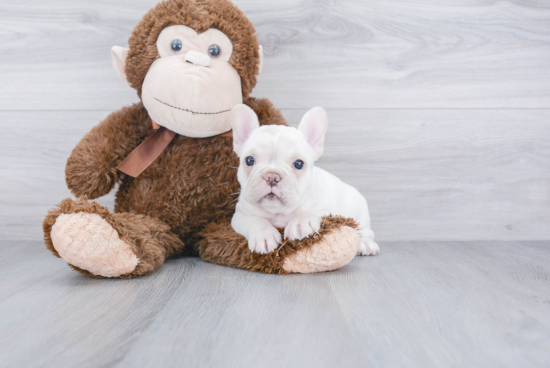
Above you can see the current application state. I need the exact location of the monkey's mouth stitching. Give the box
[154,98,231,115]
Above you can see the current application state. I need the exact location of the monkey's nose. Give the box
[185,50,211,67]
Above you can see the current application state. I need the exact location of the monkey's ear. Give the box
[298,107,328,160]
[231,104,260,155]
[257,45,264,76]
[111,46,130,83]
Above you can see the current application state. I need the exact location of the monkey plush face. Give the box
[141,25,243,137]
[111,0,263,138]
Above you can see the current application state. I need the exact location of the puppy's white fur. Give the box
[230,104,379,256]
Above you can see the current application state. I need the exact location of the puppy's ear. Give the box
[298,107,328,159]
[111,46,130,84]
[231,104,260,155]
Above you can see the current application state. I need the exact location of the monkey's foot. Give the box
[282,225,359,273]
[199,215,360,274]
[44,197,184,278]
[51,212,139,278]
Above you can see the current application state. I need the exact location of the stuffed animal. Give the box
[43,0,360,278]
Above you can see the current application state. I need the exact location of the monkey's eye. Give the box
[208,44,221,58]
[245,156,255,167]
[293,160,304,170]
[171,39,183,53]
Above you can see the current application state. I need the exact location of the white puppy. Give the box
[230,104,379,256]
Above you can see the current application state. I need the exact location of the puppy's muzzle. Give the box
[263,172,281,188]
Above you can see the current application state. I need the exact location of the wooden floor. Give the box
[0,240,548,368]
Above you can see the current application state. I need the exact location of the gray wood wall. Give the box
[1,0,549,241]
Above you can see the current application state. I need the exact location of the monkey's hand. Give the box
[65,103,151,199]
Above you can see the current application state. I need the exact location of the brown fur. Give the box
[44,197,184,278]
[199,216,358,275]
[43,0,355,278]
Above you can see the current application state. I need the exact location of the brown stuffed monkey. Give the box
[43,0,360,278]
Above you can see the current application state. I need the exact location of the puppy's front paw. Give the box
[358,238,379,256]
[284,216,321,241]
[248,227,282,254]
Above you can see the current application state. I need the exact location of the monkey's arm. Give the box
[65,102,151,199]
[243,97,287,127]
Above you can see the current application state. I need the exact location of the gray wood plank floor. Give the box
[0,240,548,368]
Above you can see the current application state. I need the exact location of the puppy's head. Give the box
[231,104,328,212]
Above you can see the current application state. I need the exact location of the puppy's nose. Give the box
[264,173,281,187]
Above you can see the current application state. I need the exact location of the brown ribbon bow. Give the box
[117,120,233,178]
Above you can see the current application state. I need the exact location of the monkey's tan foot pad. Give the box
[282,225,359,273]
[51,212,139,278]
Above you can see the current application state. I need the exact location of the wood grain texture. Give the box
[328,241,550,367]
[0,241,66,302]
[0,240,548,368]
[119,262,368,368]
[2,109,548,241]
[0,0,549,110]
[0,249,197,368]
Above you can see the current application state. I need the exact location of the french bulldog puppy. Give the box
[230,104,379,256]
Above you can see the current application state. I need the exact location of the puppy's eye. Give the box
[171,39,183,53]
[208,44,221,58]
[293,160,304,170]
[245,156,255,166]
